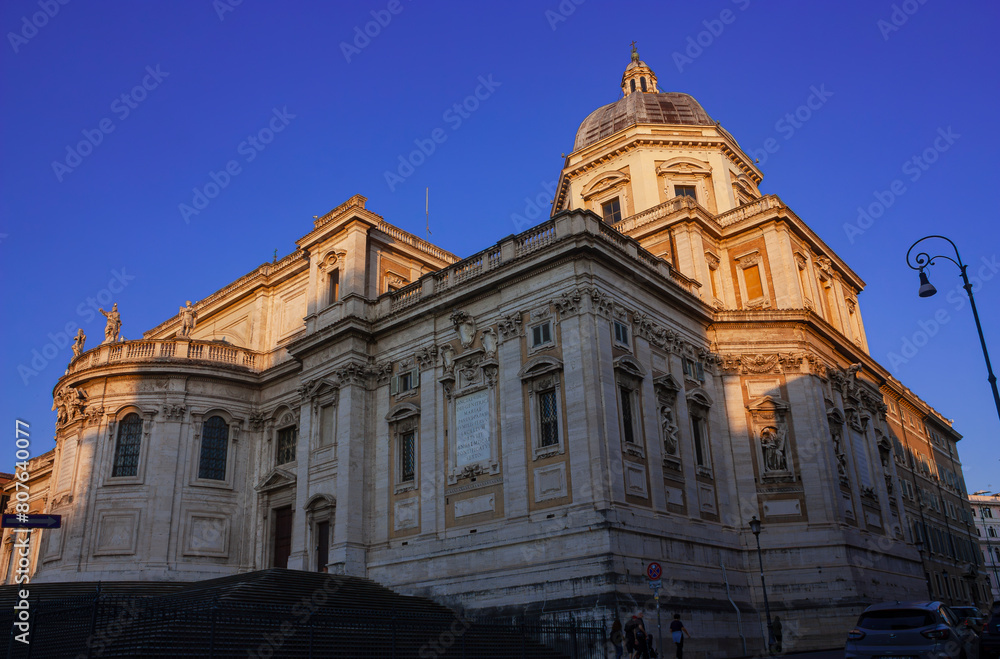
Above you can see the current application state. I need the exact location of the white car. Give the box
[845,600,980,659]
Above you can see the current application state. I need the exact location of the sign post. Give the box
[647,562,663,656]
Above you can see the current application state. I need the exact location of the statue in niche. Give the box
[760,425,788,472]
[72,328,86,358]
[660,404,679,455]
[179,300,197,337]
[481,328,498,358]
[99,303,121,344]
[831,426,848,478]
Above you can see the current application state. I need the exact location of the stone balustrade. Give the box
[67,338,268,375]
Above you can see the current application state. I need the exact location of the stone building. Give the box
[17,50,987,654]
[971,491,1000,601]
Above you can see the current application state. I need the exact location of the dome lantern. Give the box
[621,42,658,96]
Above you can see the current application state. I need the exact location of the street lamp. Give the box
[914,538,933,598]
[906,235,1000,426]
[749,516,775,653]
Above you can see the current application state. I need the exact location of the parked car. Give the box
[951,605,987,635]
[845,600,980,659]
[981,602,1000,659]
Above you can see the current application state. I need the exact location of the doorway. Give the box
[273,506,292,568]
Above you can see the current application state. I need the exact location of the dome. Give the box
[573,91,715,151]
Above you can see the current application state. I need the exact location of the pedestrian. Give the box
[624,611,648,659]
[669,614,691,659]
[772,616,783,653]
[611,617,624,659]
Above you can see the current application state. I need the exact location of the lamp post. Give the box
[914,538,933,598]
[749,516,775,653]
[906,235,1000,426]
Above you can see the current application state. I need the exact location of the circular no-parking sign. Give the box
[646,562,662,580]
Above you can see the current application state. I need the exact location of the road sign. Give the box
[647,579,662,590]
[646,562,662,580]
[2,514,61,529]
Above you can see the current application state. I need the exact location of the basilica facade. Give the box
[15,52,988,655]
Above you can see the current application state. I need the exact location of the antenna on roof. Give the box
[425,187,432,240]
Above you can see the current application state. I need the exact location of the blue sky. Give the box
[2,1,998,491]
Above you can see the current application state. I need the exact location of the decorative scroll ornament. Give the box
[553,289,583,316]
[162,404,186,420]
[497,312,524,341]
[335,361,369,386]
[249,412,266,431]
[414,345,438,369]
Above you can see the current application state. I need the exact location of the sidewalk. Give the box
[736,650,843,659]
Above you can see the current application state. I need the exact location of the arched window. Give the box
[630,79,636,92]
[640,76,647,92]
[198,416,229,480]
[112,413,143,477]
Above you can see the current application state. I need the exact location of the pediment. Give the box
[653,373,681,393]
[386,402,420,422]
[747,395,790,413]
[255,467,296,493]
[613,354,646,379]
[686,386,713,408]
[518,355,563,380]
[656,157,712,177]
[582,172,630,199]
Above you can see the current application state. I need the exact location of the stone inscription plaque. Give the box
[455,389,491,467]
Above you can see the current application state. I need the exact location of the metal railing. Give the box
[0,591,607,659]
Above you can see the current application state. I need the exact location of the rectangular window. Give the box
[319,404,336,447]
[743,264,764,300]
[328,269,340,304]
[675,185,697,200]
[692,415,707,467]
[602,198,622,223]
[277,426,297,465]
[613,320,630,346]
[620,387,635,443]
[539,390,559,447]
[532,322,552,347]
[400,430,415,482]
[391,369,419,395]
[682,358,704,382]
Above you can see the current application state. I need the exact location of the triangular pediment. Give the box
[255,467,296,493]
[747,395,789,413]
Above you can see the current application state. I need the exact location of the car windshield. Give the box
[858,610,936,630]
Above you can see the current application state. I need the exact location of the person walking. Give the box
[669,614,691,659]
[772,616,783,653]
[610,617,624,659]
[624,611,649,659]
